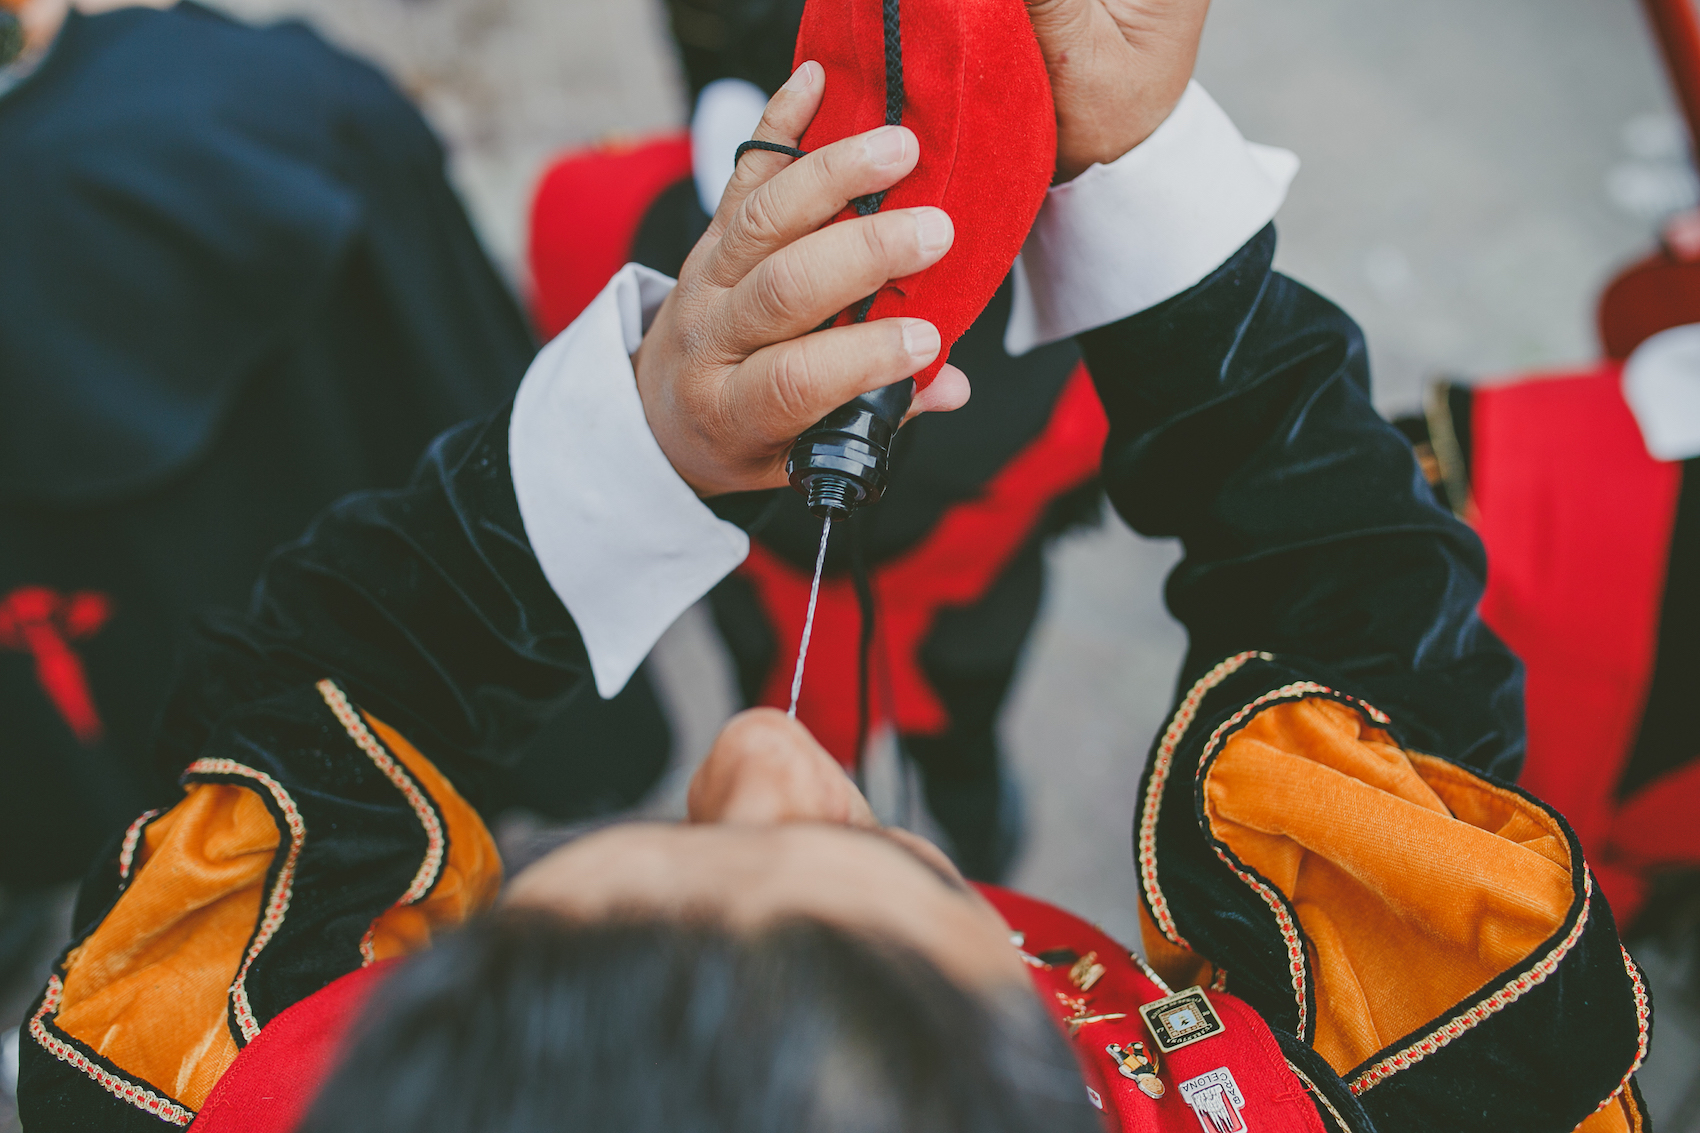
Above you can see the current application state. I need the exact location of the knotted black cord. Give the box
[733,139,809,163]
[850,0,905,804]
[848,0,906,323]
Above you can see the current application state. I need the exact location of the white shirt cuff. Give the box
[509,263,751,698]
[1005,81,1300,355]
[1623,323,1700,462]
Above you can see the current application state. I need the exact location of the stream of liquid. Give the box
[787,514,833,717]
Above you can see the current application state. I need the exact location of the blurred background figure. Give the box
[1394,0,1700,1001]
[530,0,1113,884]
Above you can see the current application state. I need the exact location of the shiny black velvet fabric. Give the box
[156,412,591,800]
[1082,225,1524,780]
[22,411,598,1132]
[1083,226,1644,1132]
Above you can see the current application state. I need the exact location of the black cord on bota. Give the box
[733,139,809,163]
[784,0,911,520]
[763,0,914,790]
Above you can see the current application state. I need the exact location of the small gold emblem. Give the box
[1105,1041,1165,1099]
[1137,987,1226,1053]
[1054,991,1127,1035]
[1069,950,1106,992]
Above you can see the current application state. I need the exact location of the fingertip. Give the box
[900,318,942,365]
[905,364,971,422]
[911,206,953,256]
[754,60,824,149]
[784,59,822,92]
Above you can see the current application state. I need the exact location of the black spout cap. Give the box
[786,378,914,518]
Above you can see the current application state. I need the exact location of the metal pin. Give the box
[787,514,833,717]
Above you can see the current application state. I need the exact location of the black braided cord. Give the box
[742,0,904,330]
[734,139,810,162]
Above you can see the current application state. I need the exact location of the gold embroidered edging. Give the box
[28,975,195,1127]
[315,680,447,965]
[1348,870,1594,1095]
[1591,946,1652,1114]
[1138,652,1269,950]
[184,757,308,1043]
[117,809,162,880]
[1197,683,1393,1039]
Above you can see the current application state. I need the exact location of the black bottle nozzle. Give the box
[787,378,914,518]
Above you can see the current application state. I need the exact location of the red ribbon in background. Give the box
[0,586,112,744]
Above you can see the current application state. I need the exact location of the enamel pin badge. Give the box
[1137,986,1225,1053]
[1177,1067,1247,1133]
[1104,1040,1165,1099]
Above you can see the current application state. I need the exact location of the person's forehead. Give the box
[515,821,951,892]
[505,821,988,934]
[505,821,1030,988]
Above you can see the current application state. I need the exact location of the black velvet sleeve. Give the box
[153,405,591,796]
[1078,225,1524,778]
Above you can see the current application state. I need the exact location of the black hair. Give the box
[299,907,1100,1133]
[664,0,808,99]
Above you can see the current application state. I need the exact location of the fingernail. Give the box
[902,320,941,361]
[913,208,953,254]
[784,60,819,91]
[865,125,909,167]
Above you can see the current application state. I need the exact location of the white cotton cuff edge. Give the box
[1005,81,1299,356]
[509,263,751,698]
[1623,322,1700,462]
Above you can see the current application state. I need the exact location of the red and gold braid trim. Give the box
[1138,651,1270,950]
[184,758,309,1044]
[1195,682,1394,1040]
[1346,869,1591,1093]
[29,977,195,1127]
[315,680,448,964]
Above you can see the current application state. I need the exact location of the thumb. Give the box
[1024,0,1097,56]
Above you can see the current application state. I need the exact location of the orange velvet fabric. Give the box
[363,713,502,960]
[1202,698,1574,1074]
[56,785,276,1108]
[1137,896,1217,994]
[50,712,501,1115]
[1576,1092,1642,1133]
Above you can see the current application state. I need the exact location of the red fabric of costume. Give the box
[527,134,692,339]
[742,366,1105,763]
[981,885,1328,1133]
[184,894,1322,1133]
[186,960,395,1133]
[1474,365,1690,922]
[793,0,1055,389]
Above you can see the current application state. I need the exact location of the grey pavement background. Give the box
[4,0,1698,1127]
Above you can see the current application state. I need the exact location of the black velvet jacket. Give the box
[20,228,1649,1133]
